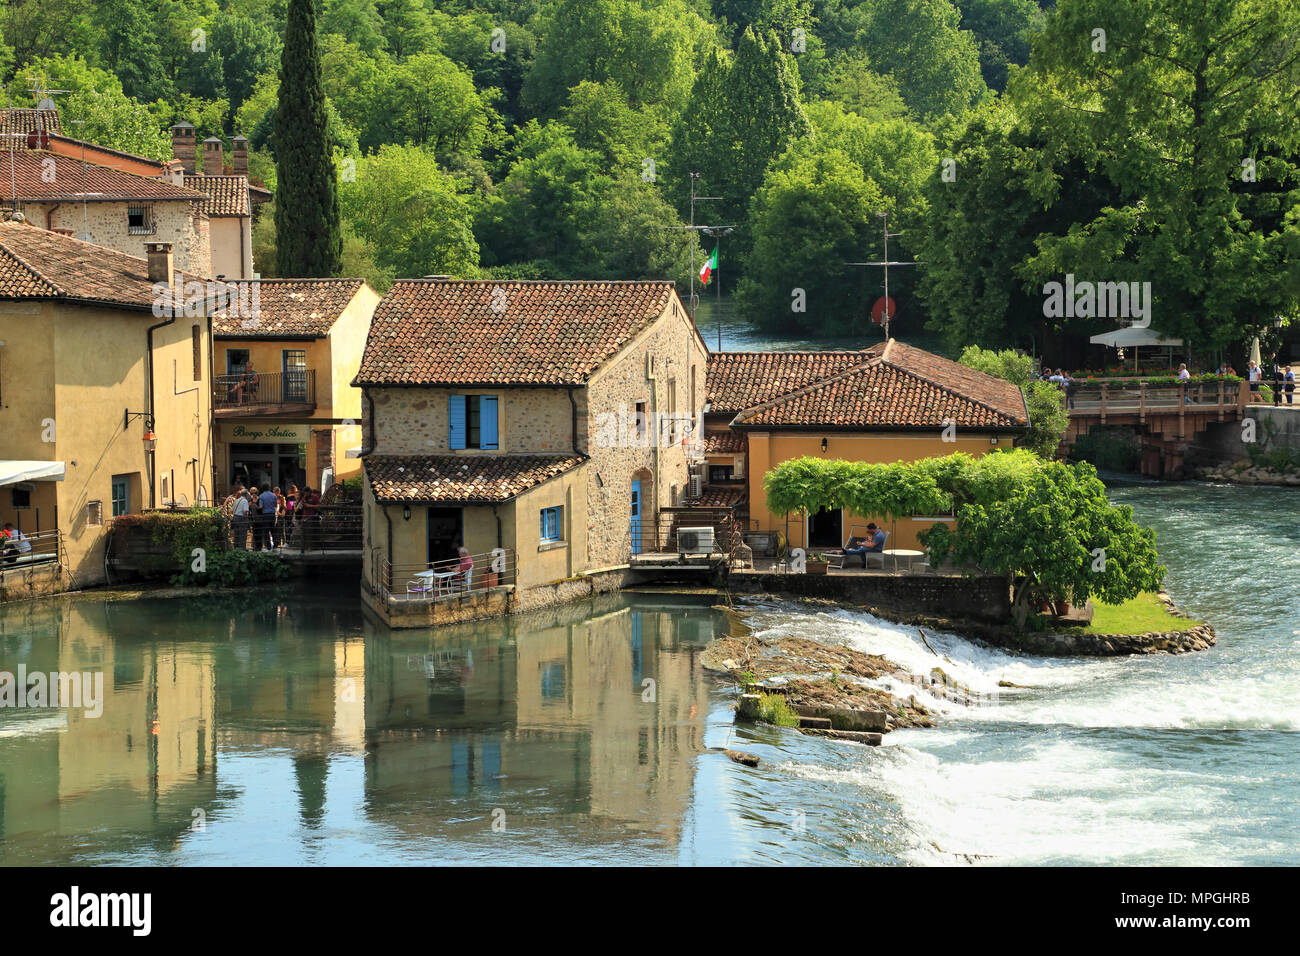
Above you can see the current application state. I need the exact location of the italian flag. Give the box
[699,246,718,286]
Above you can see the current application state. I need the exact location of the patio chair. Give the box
[406,578,433,597]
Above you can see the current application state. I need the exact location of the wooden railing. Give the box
[214,369,316,411]
[1065,380,1246,419]
[377,548,516,602]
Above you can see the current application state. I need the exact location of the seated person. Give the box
[841,535,868,567]
[864,523,886,551]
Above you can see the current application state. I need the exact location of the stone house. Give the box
[353,279,708,626]
[211,278,379,495]
[706,340,1030,553]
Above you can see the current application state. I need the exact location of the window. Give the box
[161,475,169,504]
[226,348,249,375]
[540,506,563,543]
[635,400,648,442]
[283,349,307,401]
[126,204,155,235]
[111,475,130,517]
[709,465,734,483]
[86,501,103,527]
[192,325,202,381]
[449,394,498,450]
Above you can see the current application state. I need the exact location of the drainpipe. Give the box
[566,387,581,455]
[143,243,178,510]
[384,505,393,569]
[45,202,60,230]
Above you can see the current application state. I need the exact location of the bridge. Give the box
[1058,380,1248,477]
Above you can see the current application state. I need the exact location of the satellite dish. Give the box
[36,98,56,111]
[75,232,94,242]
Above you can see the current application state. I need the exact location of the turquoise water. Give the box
[0,480,1295,865]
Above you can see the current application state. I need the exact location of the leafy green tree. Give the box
[955,0,1044,92]
[735,148,884,333]
[667,28,811,270]
[340,144,478,280]
[561,80,669,172]
[99,0,169,102]
[1013,0,1300,352]
[210,13,281,122]
[857,0,987,120]
[376,0,439,60]
[578,174,697,281]
[820,52,911,123]
[524,0,715,117]
[321,0,388,55]
[274,0,342,277]
[3,0,92,66]
[958,345,1069,458]
[712,0,813,44]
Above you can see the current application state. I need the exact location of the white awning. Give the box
[0,460,65,486]
[1089,327,1183,347]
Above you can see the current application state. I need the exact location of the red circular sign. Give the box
[871,297,896,325]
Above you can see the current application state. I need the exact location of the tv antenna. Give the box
[846,211,923,340]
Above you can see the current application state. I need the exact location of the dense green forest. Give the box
[4,0,1299,357]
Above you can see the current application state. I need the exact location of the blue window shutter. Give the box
[449,395,467,449]
[481,395,499,449]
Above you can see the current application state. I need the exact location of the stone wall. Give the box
[32,200,210,275]
[0,562,65,603]
[368,386,574,456]
[582,299,708,569]
[728,569,1013,623]
[1189,407,1300,464]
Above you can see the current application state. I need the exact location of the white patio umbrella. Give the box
[1089,327,1184,371]
[1249,336,1262,367]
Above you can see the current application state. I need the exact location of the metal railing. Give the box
[214,369,316,411]
[377,548,517,603]
[0,527,61,568]
[231,504,362,551]
[632,510,743,558]
[1064,380,1246,416]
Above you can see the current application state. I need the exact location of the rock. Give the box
[794,703,889,732]
[736,694,761,721]
[798,716,832,729]
[802,728,883,746]
[724,749,760,767]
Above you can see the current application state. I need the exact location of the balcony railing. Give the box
[214,369,316,412]
[229,504,362,552]
[0,528,61,568]
[376,548,517,603]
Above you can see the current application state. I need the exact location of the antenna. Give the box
[845,211,924,340]
[70,117,93,242]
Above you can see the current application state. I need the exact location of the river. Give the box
[0,480,1295,865]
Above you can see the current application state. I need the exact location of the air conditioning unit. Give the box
[732,456,745,478]
[678,526,714,555]
[688,471,702,499]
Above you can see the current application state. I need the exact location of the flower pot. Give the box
[806,560,829,575]
[485,571,499,588]
[1054,600,1071,616]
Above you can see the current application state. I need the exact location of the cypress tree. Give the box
[273,0,342,277]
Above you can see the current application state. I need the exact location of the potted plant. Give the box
[806,554,829,575]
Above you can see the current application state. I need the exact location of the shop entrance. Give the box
[230,443,306,492]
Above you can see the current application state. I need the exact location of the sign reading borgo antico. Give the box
[226,423,310,443]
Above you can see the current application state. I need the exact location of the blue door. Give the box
[630,480,642,555]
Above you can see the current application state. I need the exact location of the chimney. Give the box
[202,136,224,175]
[171,122,196,174]
[161,158,185,186]
[231,135,249,176]
[145,242,174,285]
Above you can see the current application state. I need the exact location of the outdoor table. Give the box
[415,569,458,597]
[882,548,924,572]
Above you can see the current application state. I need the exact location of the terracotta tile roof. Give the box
[0,220,214,310]
[701,430,746,454]
[355,279,676,386]
[688,486,746,509]
[0,150,206,202]
[365,454,586,503]
[0,109,62,135]
[213,278,365,337]
[706,348,880,414]
[184,174,250,216]
[730,340,1029,431]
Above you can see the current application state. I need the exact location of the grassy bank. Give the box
[1081,592,1202,636]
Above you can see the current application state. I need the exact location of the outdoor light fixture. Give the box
[990,436,999,445]
[402,504,411,521]
[124,408,156,451]
[821,437,828,452]
[1274,316,1285,329]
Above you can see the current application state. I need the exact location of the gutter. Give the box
[144,302,179,510]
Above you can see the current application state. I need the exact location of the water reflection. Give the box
[0,584,718,864]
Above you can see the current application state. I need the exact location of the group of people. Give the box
[228,482,321,550]
[225,364,259,406]
[1,522,32,564]
[1246,354,1296,405]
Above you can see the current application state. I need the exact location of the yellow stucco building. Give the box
[211,278,379,495]
[0,223,217,592]
[705,340,1030,552]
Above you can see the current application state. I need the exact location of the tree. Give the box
[1012,0,1300,352]
[958,345,1069,457]
[667,29,811,270]
[956,0,1044,92]
[560,80,669,172]
[735,148,884,333]
[210,13,281,122]
[273,0,342,277]
[922,457,1164,626]
[857,0,987,120]
[339,144,479,280]
[320,0,387,55]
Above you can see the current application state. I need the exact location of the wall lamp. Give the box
[402,504,412,521]
[990,436,999,445]
[124,408,156,451]
[821,437,828,453]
